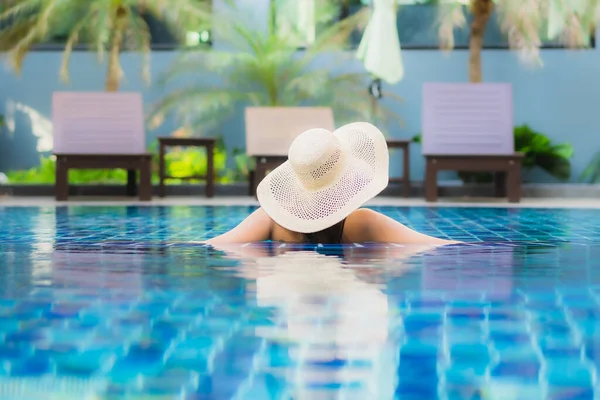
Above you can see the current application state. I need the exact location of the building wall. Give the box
[0,3,598,183]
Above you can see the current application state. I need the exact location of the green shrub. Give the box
[5,138,249,184]
[411,125,574,183]
[580,152,600,184]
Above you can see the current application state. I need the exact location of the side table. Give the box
[386,140,411,198]
[250,156,288,197]
[158,137,216,198]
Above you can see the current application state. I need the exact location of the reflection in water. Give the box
[2,205,600,398]
[3,222,600,398]
[421,244,515,299]
[249,251,394,399]
[215,244,437,399]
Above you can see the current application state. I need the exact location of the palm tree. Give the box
[149,0,403,134]
[0,0,212,91]
[437,0,599,82]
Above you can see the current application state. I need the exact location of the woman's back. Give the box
[269,218,346,244]
[207,208,456,246]
[205,122,457,247]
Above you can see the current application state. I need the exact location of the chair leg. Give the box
[507,164,521,203]
[403,145,411,198]
[494,172,507,198]
[127,169,137,197]
[248,170,255,196]
[55,157,69,201]
[158,143,166,198]
[139,158,152,201]
[253,164,266,200]
[424,160,438,202]
[206,144,215,198]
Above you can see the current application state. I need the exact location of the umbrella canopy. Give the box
[356,0,404,85]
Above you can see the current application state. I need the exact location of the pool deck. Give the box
[0,195,598,208]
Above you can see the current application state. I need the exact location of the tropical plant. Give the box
[513,124,573,180]
[580,152,600,184]
[437,0,599,82]
[148,0,402,134]
[0,0,212,91]
[412,124,574,183]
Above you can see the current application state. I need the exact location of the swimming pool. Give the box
[0,205,599,399]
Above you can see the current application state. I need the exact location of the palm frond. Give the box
[436,1,466,51]
[303,6,369,60]
[60,3,100,83]
[0,18,37,52]
[579,152,600,184]
[495,0,544,66]
[0,0,214,87]
[153,1,387,134]
[148,87,259,128]
[0,0,42,24]
[125,13,152,84]
[157,50,251,85]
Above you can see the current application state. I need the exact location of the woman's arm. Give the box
[205,208,272,245]
[347,208,459,245]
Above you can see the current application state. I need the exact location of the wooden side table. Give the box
[54,153,153,201]
[158,137,216,198]
[386,139,411,198]
[250,156,288,197]
[424,153,524,203]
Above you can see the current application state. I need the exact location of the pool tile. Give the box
[545,360,593,387]
[491,360,540,380]
[2,206,600,398]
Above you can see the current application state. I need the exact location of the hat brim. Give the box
[257,122,389,234]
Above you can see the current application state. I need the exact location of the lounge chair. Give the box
[52,91,152,201]
[421,83,523,202]
[245,107,336,196]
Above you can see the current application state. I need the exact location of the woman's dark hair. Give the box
[302,219,346,244]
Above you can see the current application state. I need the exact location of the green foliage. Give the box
[437,0,598,65]
[149,1,402,134]
[411,124,574,183]
[513,124,573,181]
[6,155,131,184]
[0,114,4,128]
[6,155,57,184]
[0,0,212,82]
[580,152,600,184]
[149,138,230,184]
[5,140,250,184]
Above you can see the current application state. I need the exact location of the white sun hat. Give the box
[256,122,389,234]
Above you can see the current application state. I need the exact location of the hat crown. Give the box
[288,129,346,190]
[256,122,389,234]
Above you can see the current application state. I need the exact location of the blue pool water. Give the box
[0,205,599,399]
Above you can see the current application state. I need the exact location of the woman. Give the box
[207,122,457,246]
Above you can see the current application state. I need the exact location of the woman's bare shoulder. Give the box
[206,207,273,245]
[343,208,378,241]
[349,208,378,218]
[346,208,458,245]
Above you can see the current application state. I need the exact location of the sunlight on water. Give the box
[0,206,599,399]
